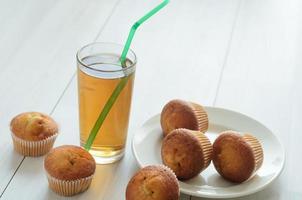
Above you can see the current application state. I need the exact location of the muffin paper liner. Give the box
[190,103,209,133]
[159,164,178,181]
[46,173,94,196]
[11,132,58,157]
[191,131,213,170]
[243,134,264,172]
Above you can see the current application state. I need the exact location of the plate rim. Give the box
[131,106,285,198]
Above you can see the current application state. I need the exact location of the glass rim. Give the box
[76,42,137,73]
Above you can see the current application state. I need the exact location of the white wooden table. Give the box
[0,0,301,199]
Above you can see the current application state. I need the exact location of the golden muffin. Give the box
[212,131,264,183]
[160,99,208,137]
[126,165,179,200]
[44,145,96,196]
[10,112,58,156]
[161,128,212,180]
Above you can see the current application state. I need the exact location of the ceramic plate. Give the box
[132,107,285,198]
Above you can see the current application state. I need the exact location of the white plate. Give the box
[132,107,285,198]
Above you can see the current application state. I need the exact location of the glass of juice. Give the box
[76,42,136,164]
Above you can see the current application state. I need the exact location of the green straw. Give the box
[84,0,170,150]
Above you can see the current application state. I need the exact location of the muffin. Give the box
[10,112,59,156]
[160,99,208,137]
[161,128,212,180]
[44,145,96,196]
[126,165,179,200]
[212,131,264,183]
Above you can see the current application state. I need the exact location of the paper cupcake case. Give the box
[11,132,58,157]
[191,131,213,169]
[190,102,209,132]
[243,134,264,172]
[46,173,94,196]
[159,164,178,181]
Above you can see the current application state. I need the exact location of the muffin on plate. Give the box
[126,165,179,200]
[161,128,212,180]
[10,112,58,156]
[212,131,264,183]
[160,99,208,137]
[44,145,96,196]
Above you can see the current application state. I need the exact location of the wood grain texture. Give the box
[0,0,120,196]
[192,0,302,199]
[1,0,241,199]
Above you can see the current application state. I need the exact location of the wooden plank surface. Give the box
[0,0,241,199]
[0,0,120,196]
[2,0,300,199]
